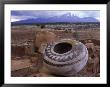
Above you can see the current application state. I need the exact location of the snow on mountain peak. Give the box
[12,13,99,23]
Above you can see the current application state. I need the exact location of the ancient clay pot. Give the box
[43,39,88,76]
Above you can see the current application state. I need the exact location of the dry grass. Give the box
[11,25,100,77]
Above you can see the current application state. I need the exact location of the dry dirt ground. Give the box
[11,25,100,77]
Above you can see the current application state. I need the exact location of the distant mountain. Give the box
[12,13,99,24]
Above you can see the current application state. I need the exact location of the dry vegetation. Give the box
[11,24,100,77]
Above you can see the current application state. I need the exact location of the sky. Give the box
[11,10,100,22]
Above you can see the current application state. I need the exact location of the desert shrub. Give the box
[40,25,45,29]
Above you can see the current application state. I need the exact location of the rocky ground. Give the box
[11,26,100,77]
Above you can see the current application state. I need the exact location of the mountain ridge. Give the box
[12,13,99,23]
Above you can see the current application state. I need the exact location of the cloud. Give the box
[11,15,37,22]
[11,10,100,22]
[69,11,100,20]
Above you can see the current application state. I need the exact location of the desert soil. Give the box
[11,25,100,77]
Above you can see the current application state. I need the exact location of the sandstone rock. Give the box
[34,31,57,53]
[30,53,43,73]
[11,59,32,71]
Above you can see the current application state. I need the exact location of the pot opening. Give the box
[53,42,72,54]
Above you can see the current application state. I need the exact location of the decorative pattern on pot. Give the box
[43,39,88,76]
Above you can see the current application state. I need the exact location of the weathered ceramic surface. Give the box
[43,39,88,76]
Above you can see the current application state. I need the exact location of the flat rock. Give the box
[11,59,32,71]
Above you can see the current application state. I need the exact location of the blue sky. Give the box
[11,10,100,22]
